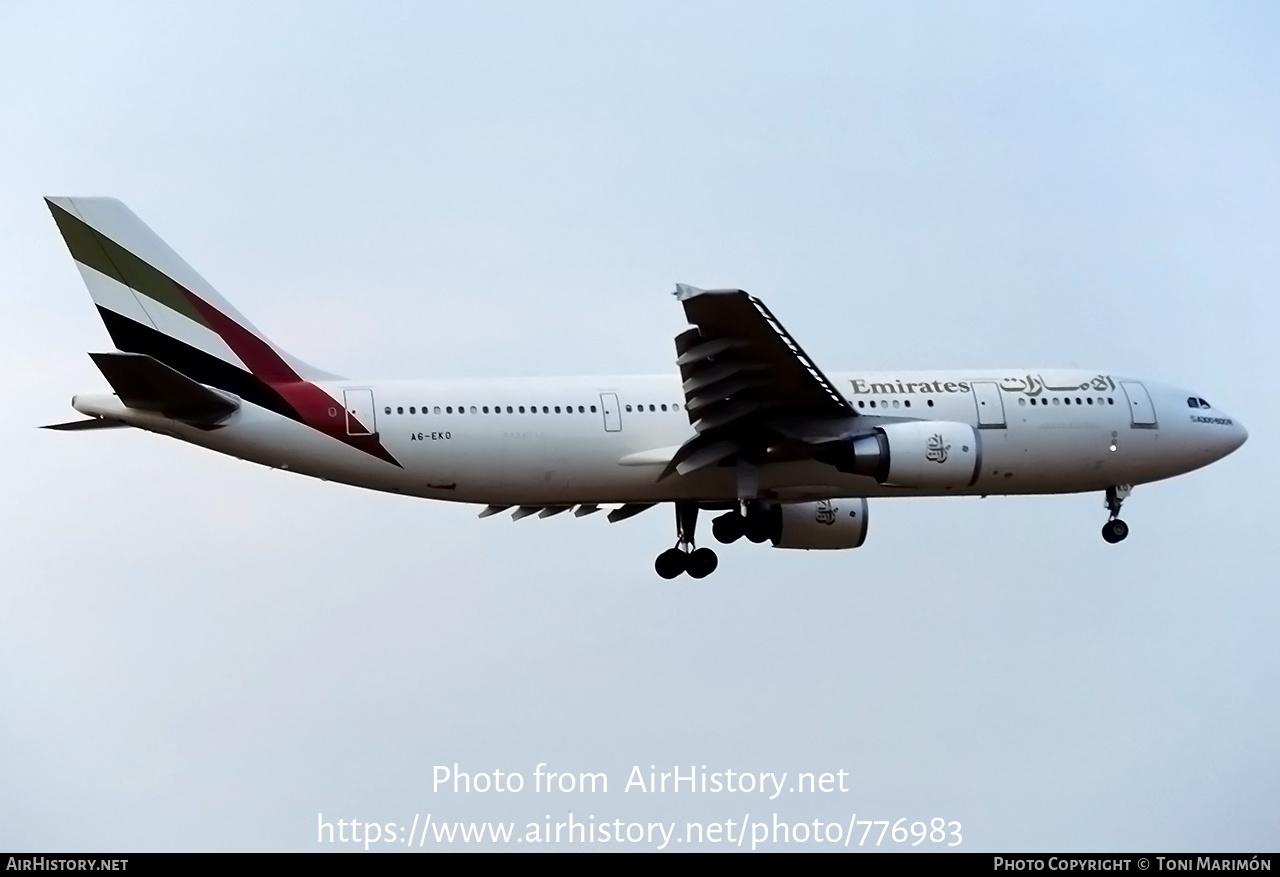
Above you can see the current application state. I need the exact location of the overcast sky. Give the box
[2,1,1277,852]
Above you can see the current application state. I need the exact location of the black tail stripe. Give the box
[97,307,299,422]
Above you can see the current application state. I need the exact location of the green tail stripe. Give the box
[48,201,208,327]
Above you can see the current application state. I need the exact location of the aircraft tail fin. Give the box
[45,197,342,417]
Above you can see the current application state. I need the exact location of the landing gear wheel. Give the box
[1101,519,1129,544]
[712,512,744,544]
[655,548,687,579]
[657,502,721,578]
[744,515,772,544]
[686,547,719,579]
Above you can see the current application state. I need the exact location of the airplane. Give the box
[42,197,1248,578]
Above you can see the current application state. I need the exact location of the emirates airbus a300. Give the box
[44,197,1248,578]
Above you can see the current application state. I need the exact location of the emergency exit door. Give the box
[971,381,1007,428]
[600,393,622,432]
[1121,382,1158,428]
[343,388,377,436]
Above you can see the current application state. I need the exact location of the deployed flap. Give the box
[663,285,854,479]
[89,351,240,426]
[607,503,655,523]
[675,285,851,424]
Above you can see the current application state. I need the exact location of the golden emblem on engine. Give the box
[814,500,837,525]
[925,433,951,464]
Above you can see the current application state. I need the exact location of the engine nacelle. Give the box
[819,420,979,489]
[770,498,869,550]
[877,420,980,488]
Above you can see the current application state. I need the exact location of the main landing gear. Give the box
[1101,485,1131,544]
[655,502,719,579]
[711,502,776,545]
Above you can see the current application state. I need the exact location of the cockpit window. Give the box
[1198,398,1210,409]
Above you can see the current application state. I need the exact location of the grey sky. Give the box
[1,1,1276,851]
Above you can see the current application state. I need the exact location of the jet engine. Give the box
[769,498,869,550]
[817,420,980,489]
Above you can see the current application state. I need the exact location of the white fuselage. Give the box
[73,368,1247,508]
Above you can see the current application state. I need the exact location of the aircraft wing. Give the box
[663,285,855,478]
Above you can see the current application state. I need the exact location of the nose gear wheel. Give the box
[1101,485,1131,543]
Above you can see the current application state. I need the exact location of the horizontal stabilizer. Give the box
[90,351,239,426]
[41,417,129,431]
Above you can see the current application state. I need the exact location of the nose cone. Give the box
[1203,411,1247,462]
[1228,418,1248,454]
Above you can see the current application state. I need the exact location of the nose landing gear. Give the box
[1102,519,1129,543]
[1101,485,1131,544]
[655,502,719,579]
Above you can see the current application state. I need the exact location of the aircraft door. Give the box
[971,381,1007,428]
[1121,381,1158,428]
[600,393,622,432]
[343,388,377,436]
